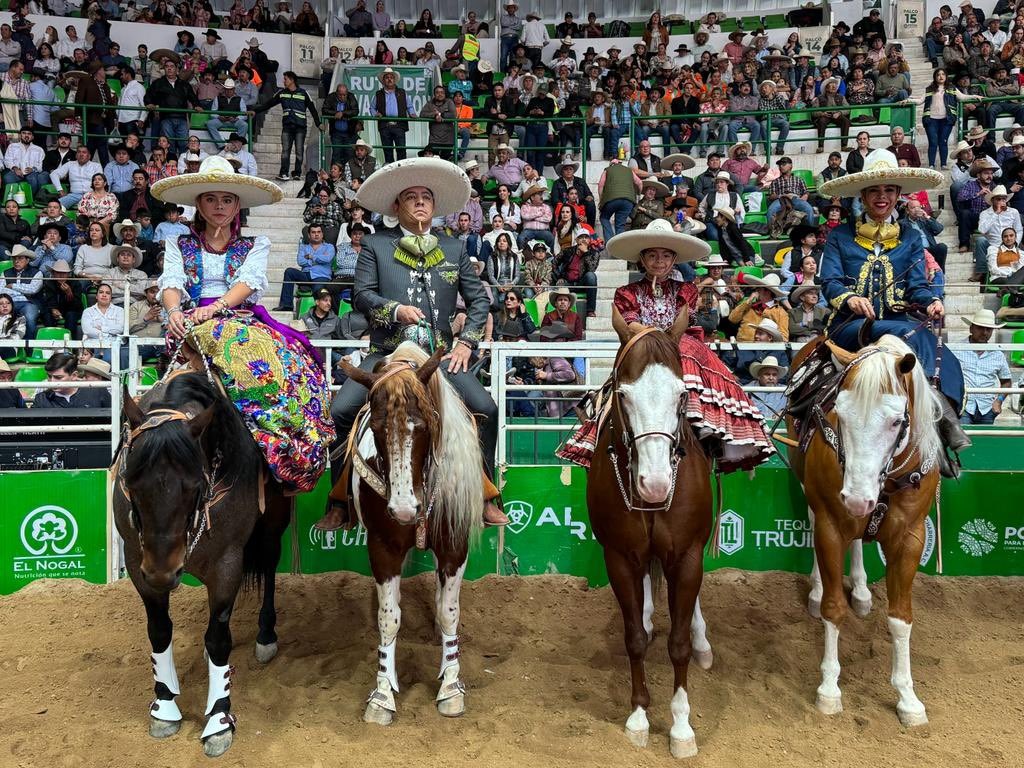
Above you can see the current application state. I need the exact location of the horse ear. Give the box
[188,404,216,439]
[667,305,690,344]
[339,359,377,390]
[611,305,634,345]
[122,383,144,430]
[897,352,917,375]
[417,348,445,384]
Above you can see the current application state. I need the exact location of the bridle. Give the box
[115,406,227,560]
[606,327,688,513]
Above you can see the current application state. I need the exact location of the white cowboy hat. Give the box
[461,159,479,171]
[642,178,671,197]
[245,37,261,47]
[110,244,143,268]
[788,282,821,304]
[818,148,944,198]
[727,141,752,159]
[749,354,788,379]
[606,218,711,263]
[698,252,730,267]
[986,185,1010,204]
[378,66,398,82]
[820,76,841,91]
[78,358,112,380]
[743,272,787,297]
[962,308,1005,329]
[952,140,973,157]
[223,78,236,88]
[714,170,734,186]
[152,156,283,208]
[1013,135,1024,147]
[478,60,494,73]
[713,206,736,224]
[660,152,696,171]
[112,218,141,239]
[355,157,471,217]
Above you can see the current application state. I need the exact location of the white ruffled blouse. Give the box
[158,235,270,305]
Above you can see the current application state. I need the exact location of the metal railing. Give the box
[954,92,1024,140]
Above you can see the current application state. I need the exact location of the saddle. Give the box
[784,339,847,443]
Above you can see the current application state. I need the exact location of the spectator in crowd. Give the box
[0,201,33,263]
[78,173,120,234]
[787,284,828,341]
[487,144,528,187]
[76,62,117,165]
[251,70,321,181]
[492,287,536,339]
[552,159,596,226]
[522,240,553,297]
[205,79,249,150]
[420,84,458,160]
[333,222,366,282]
[144,59,198,155]
[887,126,922,168]
[74,221,114,280]
[116,66,147,138]
[767,156,814,223]
[32,221,73,275]
[974,185,1022,281]
[50,145,102,210]
[902,198,948,269]
[104,145,140,195]
[323,82,359,165]
[728,273,790,341]
[276,223,335,312]
[80,283,125,364]
[119,169,162,224]
[104,244,147,305]
[303,188,344,243]
[958,156,999,253]
[34,203,74,240]
[40,258,82,336]
[499,2,523,72]
[33,352,110,408]
[713,208,755,266]
[0,293,26,360]
[541,284,584,339]
[876,59,912,103]
[0,359,24,408]
[552,229,599,318]
[758,79,790,156]
[813,77,851,153]
[749,356,788,419]
[598,157,641,238]
[519,183,553,249]
[699,172,743,241]
[370,67,414,164]
[154,203,189,244]
[144,146,178,185]
[721,142,766,193]
[4,128,47,194]
[127,279,164,357]
[953,309,1012,425]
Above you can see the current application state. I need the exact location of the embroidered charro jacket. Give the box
[354,229,490,354]
[820,217,941,327]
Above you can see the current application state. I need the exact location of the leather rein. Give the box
[606,327,689,513]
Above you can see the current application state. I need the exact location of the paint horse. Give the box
[339,342,483,725]
[113,372,292,758]
[587,317,714,759]
[787,335,942,726]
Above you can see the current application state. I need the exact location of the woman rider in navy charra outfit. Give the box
[818,149,970,477]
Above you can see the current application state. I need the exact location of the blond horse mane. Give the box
[389,342,484,546]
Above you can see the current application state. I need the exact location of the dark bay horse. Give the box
[786,335,942,726]
[587,317,714,759]
[113,372,291,757]
[339,342,483,725]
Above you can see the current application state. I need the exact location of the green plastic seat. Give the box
[524,298,541,327]
[190,112,211,130]
[2,346,24,363]
[4,181,33,207]
[27,327,71,364]
[140,366,159,386]
[296,296,315,317]
[15,366,47,381]
[707,240,720,255]
[793,169,815,191]
[0,259,12,273]
[786,110,811,125]
[745,212,768,226]
[20,208,39,227]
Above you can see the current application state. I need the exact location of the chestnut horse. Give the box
[787,335,942,726]
[113,372,292,758]
[587,318,714,759]
[339,342,483,725]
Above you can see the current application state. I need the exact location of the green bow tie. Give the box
[399,234,439,258]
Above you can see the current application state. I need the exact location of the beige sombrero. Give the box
[962,308,1005,329]
[661,152,697,171]
[727,141,752,159]
[642,178,671,197]
[749,354,788,378]
[152,156,282,208]
[606,218,711,263]
[355,156,471,217]
[818,148,944,199]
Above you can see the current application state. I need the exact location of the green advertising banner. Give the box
[341,64,437,161]
[0,470,108,595]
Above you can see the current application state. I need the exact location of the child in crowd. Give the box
[153,203,189,245]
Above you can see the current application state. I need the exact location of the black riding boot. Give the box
[936,394,971,479]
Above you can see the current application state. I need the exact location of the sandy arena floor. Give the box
[1,570,1021,768]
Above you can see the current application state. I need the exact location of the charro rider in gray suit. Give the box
[316,156,509,530]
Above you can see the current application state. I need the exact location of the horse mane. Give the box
[846,335,942,464]
[389,342,484,545]
[620,328,685,376]
[125,372,256,486]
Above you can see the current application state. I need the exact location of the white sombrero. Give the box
[355,157,471,218]
[750,354,788,378]
[962,308,1005,329]
[819,148,944,198]
[661,152,697,171]
[606,218,711,263]
[152,156,282,208]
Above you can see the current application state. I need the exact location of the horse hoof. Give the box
[692,648,714,671]
[851,597,873,618]
[807,597,822,619]
[437,693,465,718]
[816,694,843,716]
[363,702,394,726]
[203,730,234,758]
[149,718,181,739]
[898,707,929,728]
[254,641,278,664]
[670,736,698,759]
[625,726,649,748]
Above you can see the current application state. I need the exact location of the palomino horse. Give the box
[587,318,714,759]
[787,335,942,726]
[339,342,483,725]
[113,373,292,757]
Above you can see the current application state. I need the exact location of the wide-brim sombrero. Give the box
[642,178,671,197]
[606,218,710,263]
[152,156,283,208]
[661,152,697,171]
[355,157,471,217]
[818,148,944,198]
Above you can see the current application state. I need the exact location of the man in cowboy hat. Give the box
[749,355,789,419]
[369,67,414,164]
[200,28,229,75]
[957,155,1000,252]
[965,123,997,161]
[982,66,1024,130]
[128,278,164,358]
[105,243,147,305]
[787,283,828,341]
[220,132,258,177]
[952,310,1011,425]
[0,359,24,409]
[320,157,506,531]
[818,149,970,476]
[543,285,584,340]
[722,142,767,192]
[205,78,249,151]
[729,274,790,341]
[498,1,523,72]
[521,10,550,68]
[973,184,1021,281]
[39,258,82,336]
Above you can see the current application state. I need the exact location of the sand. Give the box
[0,570,1021,768]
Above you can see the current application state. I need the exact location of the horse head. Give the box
[341,348,444,524]
[611,307,689,504]
[832,336,941,517]
[121,383,216,590]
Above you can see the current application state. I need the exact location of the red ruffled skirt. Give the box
[558,336,776,473]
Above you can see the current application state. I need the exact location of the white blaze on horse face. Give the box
[386,418,418,522]
[833,391,908,517]
[619,364,685,504]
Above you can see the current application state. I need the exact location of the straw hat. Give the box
[965,125,988,142]
[355,156,471,217]
[606,219,711,263]
[962,308,1005,329]
[727,141,752,159]
[749,354,788,378]
[789,283,821,304]
[522,183,547,200]
[986,185,1009,204]
[550,285,576,301]
[378,66,398,82]
[152,156,283,208]
[0,360,10,374]
[712,206,736,224]
[817,149,944,198]
[110,244,143,268]
[698,252,730,267]
[1013,135,1024,147]
[742,272,786,297]
[642,179,671,197]
[714,170,734,187]
[660,152,696,171]
[952,140,973,157]
[970,156,1000,176]
[78,358,112,380]
[478,60,494,73]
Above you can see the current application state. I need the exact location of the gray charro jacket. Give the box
[354,229,490,354]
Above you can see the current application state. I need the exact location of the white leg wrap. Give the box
[438,631,460,679]
[888,617,928,725]
[436,632,465,702]
[642,573,654,639]
[150,646,182,722]
[201,659,236,739]
[378,638,400,693]
[816,620,843,714]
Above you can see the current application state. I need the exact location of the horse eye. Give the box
[892,418,904,429]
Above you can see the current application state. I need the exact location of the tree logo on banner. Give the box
[503,500,534,535]
[20,505,79,557]
[958,518,998,558]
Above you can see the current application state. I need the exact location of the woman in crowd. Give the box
[919,68,979,169]
[489,184,521,229]
[292,1,322,33]
[553,204,579,253]
[73,221,114,280]
[372,0,392,34]
[491,288,536,339]
[373,40,394,65]
[0,294,25,361]
[78,173,120,235]
[413,9,439,38]
[80,283,125,364]
[484,231,521,305]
